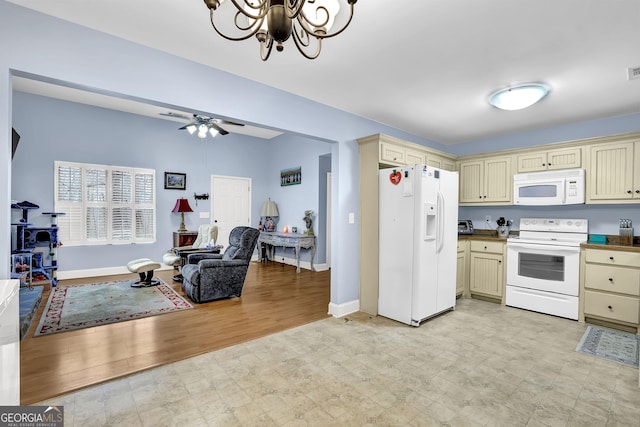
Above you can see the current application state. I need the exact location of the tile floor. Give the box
[37,298,640,426]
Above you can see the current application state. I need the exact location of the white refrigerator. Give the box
[378,164,459,326]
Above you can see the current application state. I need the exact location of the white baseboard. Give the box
[250,255,329,272]
[57,264,173,281]
[328,299,359,318]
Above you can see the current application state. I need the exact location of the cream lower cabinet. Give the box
[468,240,505,302]
[580,247,640,333]
[458,156,512,204]
[456,240,469,297]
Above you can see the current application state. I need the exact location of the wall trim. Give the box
[250,255,328,272]
[328,299,359,318]
[58,264,173,281]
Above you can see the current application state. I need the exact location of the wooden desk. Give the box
[259,232,316,273]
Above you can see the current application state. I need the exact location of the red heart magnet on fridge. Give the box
[389,171,401,185]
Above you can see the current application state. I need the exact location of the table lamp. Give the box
[260,198,279,232]
[172,198,193,232]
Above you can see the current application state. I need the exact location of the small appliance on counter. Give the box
[458,220,473,235]
[496,217,513,237]
[619,218,633,245]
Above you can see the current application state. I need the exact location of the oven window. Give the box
[519,253,564,281]
[518,185,558,198]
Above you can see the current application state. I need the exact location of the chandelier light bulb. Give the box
[186,124,197,135]
[204,0,358,61]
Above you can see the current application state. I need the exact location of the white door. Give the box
[210,175,251,249]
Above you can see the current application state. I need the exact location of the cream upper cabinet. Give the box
[516,147,581,172]
[459,156,512,204]
[379,141,406,165]
[379,141,427,166]
[405,147,425,165]
[587,140,640,203]
[427,154,456,171]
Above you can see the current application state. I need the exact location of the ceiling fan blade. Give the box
[220,120,245,127]
[210,122,229,136]
[178,122,196,130]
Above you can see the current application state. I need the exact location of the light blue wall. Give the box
[449,112,640,157]
[452,112,640,237]
[2,1,640,309]
[0,1,442,307]
[459,205,640,237]
[11,92,289,269]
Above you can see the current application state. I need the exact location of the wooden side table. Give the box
[173,231,198,247]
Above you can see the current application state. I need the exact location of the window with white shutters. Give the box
[54,161,156,246]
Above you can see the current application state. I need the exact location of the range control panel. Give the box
[519,218,588,233]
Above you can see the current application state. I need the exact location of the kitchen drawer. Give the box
[584,264,640,296]
[584,249,640,267]
[470,240,503,254]
[584,290,640,324]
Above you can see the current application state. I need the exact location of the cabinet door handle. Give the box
[542,163,546,166]
[627,190,632,194]
[609,256,614,261]
[636,190,639,194]
[498,260,502,263]
[608,278,613,282]
[548,163,551,166]
[608,305,613,310]
[484,246,487,250]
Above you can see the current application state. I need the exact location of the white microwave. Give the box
[513,168,585,205]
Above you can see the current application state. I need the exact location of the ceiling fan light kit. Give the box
[179,114,244,138]
[489,83,551,111]
[203,0,357,61]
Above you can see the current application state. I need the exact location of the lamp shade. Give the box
[172,198,193,213]
[260,199,279,217]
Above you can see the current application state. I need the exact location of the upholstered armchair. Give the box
[181,226,260,303]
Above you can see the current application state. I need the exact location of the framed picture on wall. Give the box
[281,167,301,186]
[164,172,186,190]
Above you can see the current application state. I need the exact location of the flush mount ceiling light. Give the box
[489,83,550,111]
[203,0,357,61]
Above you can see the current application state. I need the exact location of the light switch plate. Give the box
[199,212,210,219]
[348,212,355,224]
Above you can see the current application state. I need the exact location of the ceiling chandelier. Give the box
[203,0,357,61]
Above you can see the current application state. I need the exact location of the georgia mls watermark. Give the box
[0,406,63,427]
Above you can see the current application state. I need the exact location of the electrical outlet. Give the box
[485,215,492,223]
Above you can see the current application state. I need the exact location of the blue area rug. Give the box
[34,279,192,336]
[576,325,640,368]
[19,286,43,339]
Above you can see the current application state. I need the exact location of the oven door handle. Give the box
[507,242,579,254]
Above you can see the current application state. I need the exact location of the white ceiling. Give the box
[7,0,640,145]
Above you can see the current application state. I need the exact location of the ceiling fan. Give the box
[160,112,245,137]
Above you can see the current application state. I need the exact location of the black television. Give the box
[11,127,20,159]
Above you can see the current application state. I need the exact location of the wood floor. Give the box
[19,261,330,405]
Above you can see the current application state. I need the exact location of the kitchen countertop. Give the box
[458,230,509,242]
[581,242,640,253]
